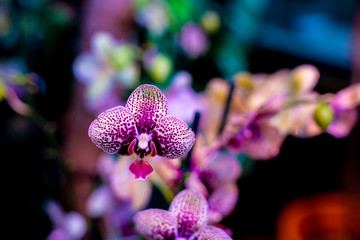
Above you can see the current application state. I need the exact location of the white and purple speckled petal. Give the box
[194,226,233,240]
[88,106,138,154]
[152,115,195,159]
[133,209,177,240]
[125,84,168,133]
[169,189,208,238]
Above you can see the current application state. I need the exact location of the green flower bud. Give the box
[201,11,220,34]
[108,45,136,70]
[149,54,173,83]
[314,102,334,131]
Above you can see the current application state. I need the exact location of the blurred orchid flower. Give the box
[270,92,322,137]
[0,58,44,115]
[267,66,360,139]
[166,71,207,123]
[86,185,114,219]
[234,64,319,111]
[179,23,209,59]
[89,84,195,180]
[86,154,151,239]
[149,155,183,191]
[274,83,360,138]
[72,31,140,114]
[207,65,319,159]
[88,151,183,229]
[89,154,151,215]
[136,1,169,37]
[133,189,232,239]
[201,10,221,34]
[326,83,360,137]
[239,65,319,136]
[110,156,153,209]
[202,78,243,143]
[222,95,287,160]
[186,144,242,223]
[202,75,286,160]
[143,47,173,83]
[86,185,142,239]
[44,200,87,240]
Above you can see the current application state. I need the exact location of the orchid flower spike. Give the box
[89,84,195,180]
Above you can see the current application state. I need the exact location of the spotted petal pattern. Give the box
[126,84,168,133]
[194,226,232,240]
[169,189,208,238]
[133,209,177,240]
[88,106,138,153]
[152,115,195,159]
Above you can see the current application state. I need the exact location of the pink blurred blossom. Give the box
[179,23,209,59]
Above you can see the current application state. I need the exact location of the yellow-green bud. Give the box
[108,45,136,70]
[149,54,173,83]
[201,11,220,34]
[314,102,334,131]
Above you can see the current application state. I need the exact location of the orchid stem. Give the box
[218,80,234,136]
[149,171,175,204]
[182,111,201,171]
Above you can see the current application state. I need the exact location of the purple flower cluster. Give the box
[86,64,360,240]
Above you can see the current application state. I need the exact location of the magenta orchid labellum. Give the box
[88,84,195,180]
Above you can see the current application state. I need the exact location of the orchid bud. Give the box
[234,72,253,92]
[108,45,136,70]
[201,11,220,34]
[149,54,173,83]
[314,102,334,131]
[290,65,319,96]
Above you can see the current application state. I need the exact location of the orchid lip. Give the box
[129,158,153,180]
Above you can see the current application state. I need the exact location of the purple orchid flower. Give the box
[166,70,207,124]
[222,95,286,160]
[0,58,44,115]
[86,185,141,239]
[272,83,360,139]
[186,148,242,224]
[44,200,87,240]
[88,84,195,180]
[133,189,233,240]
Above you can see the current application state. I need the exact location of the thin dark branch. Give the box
[218,80,234,136]
[182,111,201,171]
